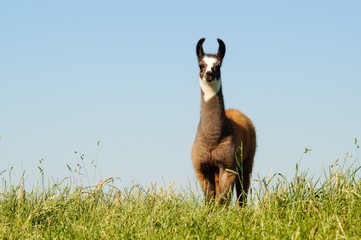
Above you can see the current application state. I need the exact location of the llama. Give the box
[192,38,256,206]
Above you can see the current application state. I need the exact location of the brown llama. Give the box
[192,38,256,206]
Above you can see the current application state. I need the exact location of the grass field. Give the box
[1,150,360,239]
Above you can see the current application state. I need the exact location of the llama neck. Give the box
[198,87,228,144]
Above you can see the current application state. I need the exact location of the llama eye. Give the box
[199,64,205,70]
[212,66,220,72]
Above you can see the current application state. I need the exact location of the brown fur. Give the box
[225,109,256,205]
[192,38,256,206]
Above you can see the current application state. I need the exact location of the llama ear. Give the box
[217,38,226,60]
[196,38,205,61]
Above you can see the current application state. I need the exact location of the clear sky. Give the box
[1,1,360,191]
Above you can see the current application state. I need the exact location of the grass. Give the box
[1,148,360,239]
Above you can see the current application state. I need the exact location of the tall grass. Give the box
[0,147,360,239]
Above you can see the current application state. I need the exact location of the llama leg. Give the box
[214,171,220,197]
[236,160,252,207]
[195,169,216,203]
[218,167,236,205]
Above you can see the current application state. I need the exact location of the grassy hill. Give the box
[1,157,360,239]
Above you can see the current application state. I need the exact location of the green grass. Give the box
[1,154,360,239]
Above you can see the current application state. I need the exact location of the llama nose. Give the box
[206,71,213,77]
[205,71,215,82]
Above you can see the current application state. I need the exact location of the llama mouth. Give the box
[206,78,218,83]
[203,75,217,82]
[204,73,220,82]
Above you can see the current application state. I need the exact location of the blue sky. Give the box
[1,1,360,191]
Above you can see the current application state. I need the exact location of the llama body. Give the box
[192,38,256,206]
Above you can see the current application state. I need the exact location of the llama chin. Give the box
[199,77,221,102]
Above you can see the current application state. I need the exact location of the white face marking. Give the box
[199,56,221,102]
[203,56,217,74]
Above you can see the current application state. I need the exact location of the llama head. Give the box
[196,38,226,101]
